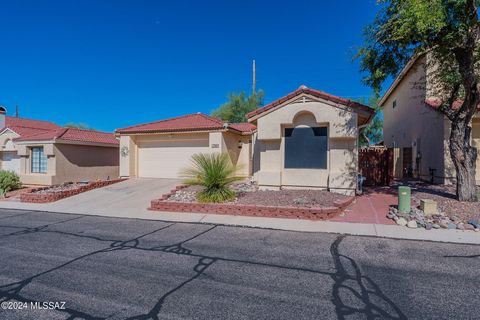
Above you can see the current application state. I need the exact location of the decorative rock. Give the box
[386,213,395,219]
[293,197,309,205]
[447,223,457,229]
[407,220,418,228]
[467,219,479,229]
[439,221,449,229]
[432,223,441,229]
[457,223,465,230]
[420,199,437,215]
[425,223,433,230]
[396,217,407,226]
[464,224,475,231]
[475,228,479,232]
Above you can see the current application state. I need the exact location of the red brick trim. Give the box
[149,186,356,221]
[20,179,127,203]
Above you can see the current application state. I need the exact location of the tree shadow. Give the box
[0,213,410,320]
[330,235,407,320]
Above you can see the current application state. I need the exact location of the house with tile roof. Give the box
[379,53,479,185]
[116,113,254,179]
[116,86,374,195]
[0,108,119,185]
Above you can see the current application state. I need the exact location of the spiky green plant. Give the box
[182,153,244,203]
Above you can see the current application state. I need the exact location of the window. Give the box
[284,127,327,169]
[31,147,47,173]
[392,99,397,108]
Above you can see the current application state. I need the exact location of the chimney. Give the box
[0,106,6,129]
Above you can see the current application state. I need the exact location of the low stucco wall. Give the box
[52,144,119,184]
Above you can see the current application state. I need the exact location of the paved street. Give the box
[0,209,478,320]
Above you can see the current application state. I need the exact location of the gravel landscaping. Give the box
[385,181,480,231]
[32,182,89,194]
[166,182,349,208]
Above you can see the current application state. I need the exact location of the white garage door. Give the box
[2,151,20,174]
[138,138,210,178]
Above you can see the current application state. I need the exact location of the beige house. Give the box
[115,113,255,179]
[0,109,119,185]
[116,87,373,196]
[247,86,374,195]
[379,54,477,184]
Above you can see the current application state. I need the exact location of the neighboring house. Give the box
[115,113,255,179]
[247,86,374,195]
[0,108,119,185]
[379,54,472,184]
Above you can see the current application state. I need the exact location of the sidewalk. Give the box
[0,195,478,245]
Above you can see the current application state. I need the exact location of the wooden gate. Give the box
[358,148,393,186]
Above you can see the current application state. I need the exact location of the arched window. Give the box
[284,126,327,169]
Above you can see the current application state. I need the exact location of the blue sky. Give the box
[0,0,380,132]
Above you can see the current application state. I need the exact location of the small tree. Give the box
[0,171,21,196]
[212,90,264,123]
[357,0,480,201]
[64,122,96,130]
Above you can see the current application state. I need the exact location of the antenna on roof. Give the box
[15,105,19,118]
[252,59,256,96]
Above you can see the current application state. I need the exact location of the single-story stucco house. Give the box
[116,113,255,179]
[117,86,374,196]
[0,108,119,185]
[247,86,374,195]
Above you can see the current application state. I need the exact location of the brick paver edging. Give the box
[149,185,356,220]
[20,179,127,203]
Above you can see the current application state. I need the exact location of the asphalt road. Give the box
[0,209,478,320]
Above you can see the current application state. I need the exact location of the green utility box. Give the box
[398,186,411,213]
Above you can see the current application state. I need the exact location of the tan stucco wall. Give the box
[52,144,119,185]
[382,55,447,183]
[253,96,358,195]
[118,131,252,178]
[222,132,251,176]
[17,143,55,185]
[15,142,119,186]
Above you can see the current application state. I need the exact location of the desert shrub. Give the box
[0,170,22,195]
[182,153,243,203]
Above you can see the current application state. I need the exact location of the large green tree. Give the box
[357,0,480,201]
[212,90,264,123]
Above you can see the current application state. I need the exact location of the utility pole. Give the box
[252,59,256,96]
[15,105,19,118]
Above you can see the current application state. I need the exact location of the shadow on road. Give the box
[0,212,407,319]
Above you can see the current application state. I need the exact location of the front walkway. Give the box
[332,190,396,225]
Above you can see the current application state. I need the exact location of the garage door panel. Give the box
[138,139,210,178]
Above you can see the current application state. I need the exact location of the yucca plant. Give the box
[182,153,244,203]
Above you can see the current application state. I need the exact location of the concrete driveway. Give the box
[0,178,179,218]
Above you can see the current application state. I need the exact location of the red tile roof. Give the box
[2,116,117,146]
[229,122,257,133]
[5,116,61,131]
[246,86,374,119]
[15,128,119,146]
[116,113,255,134]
